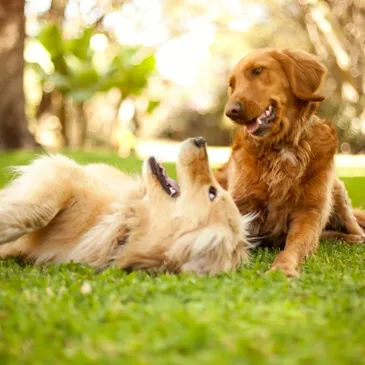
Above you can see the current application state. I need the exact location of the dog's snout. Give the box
[225,101,243,120]
[193,137,206,148]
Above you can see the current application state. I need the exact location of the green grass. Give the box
[0,150,365,365]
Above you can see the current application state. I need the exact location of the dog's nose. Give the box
[225,101,243,120]
[193,137,206,148]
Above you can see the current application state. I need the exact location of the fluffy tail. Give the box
[353,209,365,229]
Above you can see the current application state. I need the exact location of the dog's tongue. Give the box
[246,119,260,134]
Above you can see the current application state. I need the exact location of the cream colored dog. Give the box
[0,138,252,274]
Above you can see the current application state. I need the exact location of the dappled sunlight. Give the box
[155,23,215,87]
[9,0,365,158]
[1,1,365,362]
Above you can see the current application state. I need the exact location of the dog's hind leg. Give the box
[0,199,62,245]
[331,179,365,238]
[0,155,76,245]
[0,241,25,258]
[321,230,365,244]
[353,209,365,230]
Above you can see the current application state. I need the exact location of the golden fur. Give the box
[0,138,253,275]
[216,48,365,277]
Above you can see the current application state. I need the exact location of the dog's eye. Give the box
[209,186,217,201]
[251,67,264,76]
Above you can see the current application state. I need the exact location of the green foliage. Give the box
[31,24,156,104]
[101,51,156,96]
[146,100,160,114]
[0,152,365,364]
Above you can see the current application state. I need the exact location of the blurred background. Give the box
[1,0,365,161]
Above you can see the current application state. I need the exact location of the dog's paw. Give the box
[345,234,365,244]
[270,253,299,278]
[0,211,28,245]
[0,224,25,245]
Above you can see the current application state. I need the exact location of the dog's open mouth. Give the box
[246,103,276,135]
[149,157,180,198]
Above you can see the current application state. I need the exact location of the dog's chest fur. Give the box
[226,118,337,243]
[228,138,312,240]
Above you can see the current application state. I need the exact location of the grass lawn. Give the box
[0,150,364,365]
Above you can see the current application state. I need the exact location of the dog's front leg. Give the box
[271,168,334,278]
[271,209,322,277]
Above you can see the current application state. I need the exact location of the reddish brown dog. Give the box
[216,48,365,277]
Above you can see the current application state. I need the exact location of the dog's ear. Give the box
[272,49,327,102]
[167,227,248,275]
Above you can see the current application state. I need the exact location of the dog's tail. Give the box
[353,209,365,229]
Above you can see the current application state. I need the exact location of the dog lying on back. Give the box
[0,138,252,275]
[216,48,365,277]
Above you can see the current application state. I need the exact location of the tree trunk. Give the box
[76,103,88,147]
[0,0,36,150]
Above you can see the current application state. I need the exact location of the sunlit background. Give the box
[2,0,365,163]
